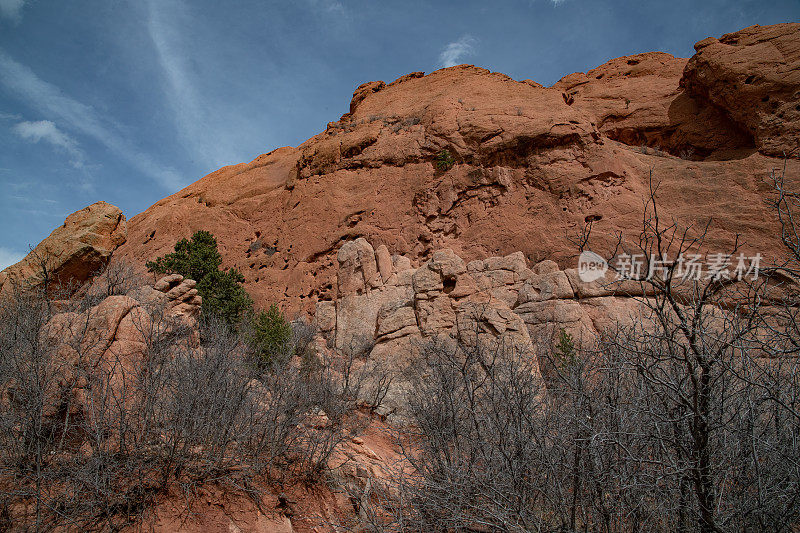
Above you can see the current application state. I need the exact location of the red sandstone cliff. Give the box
[107,23,799,317]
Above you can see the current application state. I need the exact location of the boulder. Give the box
[427,249,466,278]
[412,264,443,294]
[337,238,381,295]
[375,244,393,282]
[334,285,413,352]
[681,23,800,156]
[376,304,418,340]
[417,295,456,335]
[517,270,574,304]
[0,202,126,297]
[314,300,337,333]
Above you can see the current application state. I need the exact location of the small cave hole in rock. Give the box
[745,75,756,85]
[443,276,457,294]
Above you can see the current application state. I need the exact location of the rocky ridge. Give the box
[109,23,799,318]
[1,22,799,533]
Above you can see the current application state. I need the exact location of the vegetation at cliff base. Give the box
[146,230,252,324]
[146,230,293,366]
[250,303,293,367]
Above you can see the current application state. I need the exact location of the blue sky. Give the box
[1,0,798,269]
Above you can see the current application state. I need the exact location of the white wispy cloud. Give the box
[0,246,24,271]
[0,49,184,191]
[0,0,26,22]
[145,0,235,170]
[307,0,345,15]
[439,35,477,68]
[13,120,85,167]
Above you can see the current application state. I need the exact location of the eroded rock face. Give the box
[110,24,799,319]
[31,274,201,425]
[321,239,800,393]
[681,23,800,157]
[55,273,202,362]
[554,52,754,156]
[316,240,651,384]
[0,201,127,297]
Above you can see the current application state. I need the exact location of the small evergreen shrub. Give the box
[251,303,292,367]
[146,230,253,325]
[435,149,455,171]
[554,328,577,370]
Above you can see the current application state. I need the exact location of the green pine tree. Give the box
[555,328,577,370]
[251,303,292,368]
[146,230,253,325]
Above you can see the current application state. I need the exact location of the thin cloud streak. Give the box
[145,0,231,170]
[0,49,184,191]
[306,0,345,15]
[439,35,477,68]
[13,120,85,167]
[0,0,26,22]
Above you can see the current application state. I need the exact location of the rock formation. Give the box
[319,239,540,364]
[1,272,396,533]
[0,201,127,297]
[38,274,202,419]
[4,22,800,532]
[319,237,799,389]
[681,23,800,157]
[317,239,651,382]
[109,24,799,319]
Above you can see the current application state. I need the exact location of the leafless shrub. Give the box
[94,260,144,297]
[0,276,361,529]
[371,317,800,531]
[355,169,800,532]
[389,334,550,531]
[329,335,394,414]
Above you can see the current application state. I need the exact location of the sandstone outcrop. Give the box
[317,239,799,385]
[110,24,800,318]
[1,271,390,533]
[0,201,127,297]
[553,52,752,156]
[34,274,202,423]
[681,23,800,157]
[316,239,659,390]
